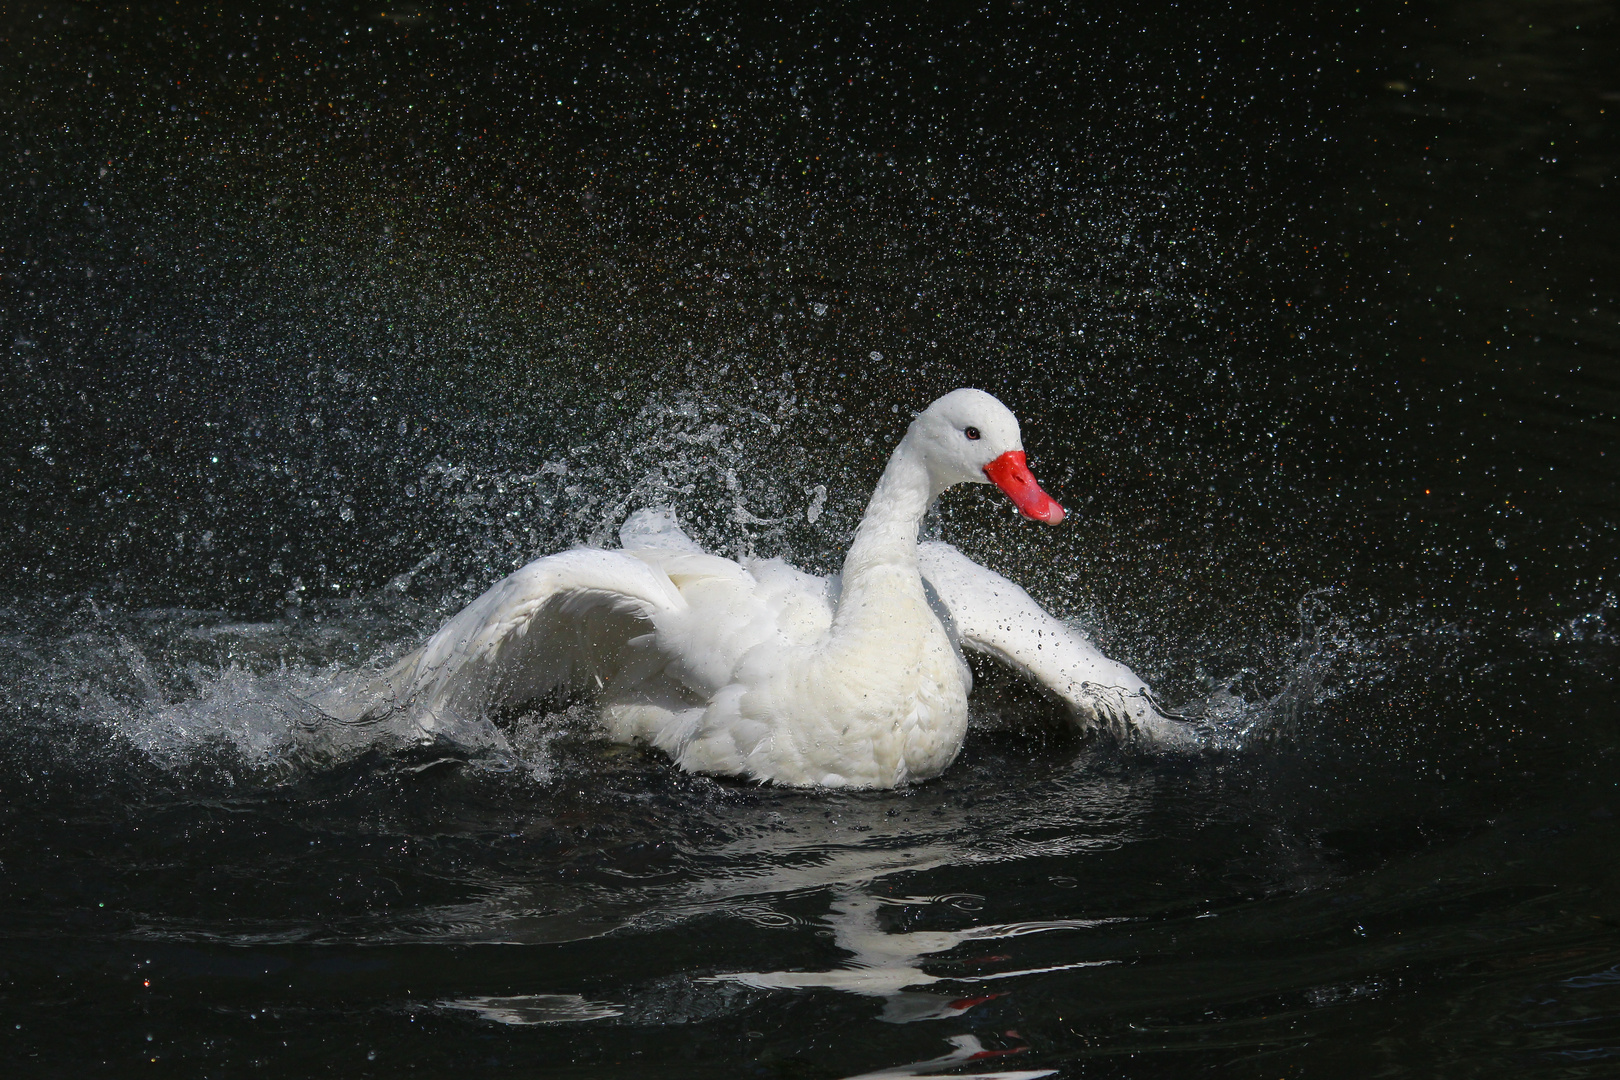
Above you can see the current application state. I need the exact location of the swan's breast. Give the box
[712,569,970,787]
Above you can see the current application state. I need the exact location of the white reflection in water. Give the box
[379,771,1154,947]
[840,1033,1056,1080]
[708,892,1120,1024]
[439,993,624,1025]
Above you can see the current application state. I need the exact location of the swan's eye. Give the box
[964,426,981,441]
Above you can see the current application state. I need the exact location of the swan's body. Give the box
[330,390,1184,787]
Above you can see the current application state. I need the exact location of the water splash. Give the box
[0,578,1519,791]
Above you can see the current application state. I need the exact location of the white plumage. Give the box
[327,389,1185,787]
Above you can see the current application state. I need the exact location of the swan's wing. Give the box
[746,556,836,648]
[918,542,1192,745]
[318,548,686,735]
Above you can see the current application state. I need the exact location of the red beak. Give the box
[984,450,1065,524]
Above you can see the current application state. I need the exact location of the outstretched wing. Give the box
[318,548,686,735]
[918,542,1191,744]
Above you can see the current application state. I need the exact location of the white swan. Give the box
[328,389,1186,788]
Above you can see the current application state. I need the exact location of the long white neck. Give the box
[833,434,938,633]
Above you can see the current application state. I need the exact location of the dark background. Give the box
[2,1,1618,1076]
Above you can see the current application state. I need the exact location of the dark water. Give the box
[3,1,1619,1075]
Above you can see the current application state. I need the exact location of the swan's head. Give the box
[908,388,1065,524]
